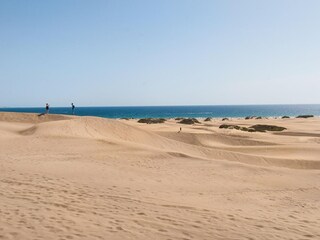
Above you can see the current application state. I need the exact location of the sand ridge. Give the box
[0,112,319,239]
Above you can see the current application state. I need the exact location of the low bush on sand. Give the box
[178,118,200,124]
[138,118,166,124]
[296,115,314,118]
[219,124,286,132]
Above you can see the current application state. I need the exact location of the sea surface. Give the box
[0,105,319,119]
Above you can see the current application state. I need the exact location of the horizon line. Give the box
[1,103,320,108]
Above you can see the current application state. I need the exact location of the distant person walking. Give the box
[71,103,75,115]
[45,103,49,114]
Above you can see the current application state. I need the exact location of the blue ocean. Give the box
[0,105,319,119]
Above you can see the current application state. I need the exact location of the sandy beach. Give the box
[0,112,319,240]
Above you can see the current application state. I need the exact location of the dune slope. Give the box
[0,112,319,240]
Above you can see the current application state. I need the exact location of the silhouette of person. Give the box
[71,103,75,115]
[45,103,49,114]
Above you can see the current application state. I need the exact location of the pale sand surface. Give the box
[0,112,319,239]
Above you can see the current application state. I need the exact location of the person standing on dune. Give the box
[45,103,49,114]
[71,103,75,115]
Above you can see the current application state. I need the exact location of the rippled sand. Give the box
[0,112,319,240]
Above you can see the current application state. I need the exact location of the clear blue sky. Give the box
[1,0,319,107]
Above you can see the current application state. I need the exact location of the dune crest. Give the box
[1,112,319,169]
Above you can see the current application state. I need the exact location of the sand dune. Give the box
[0,112,320,239]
